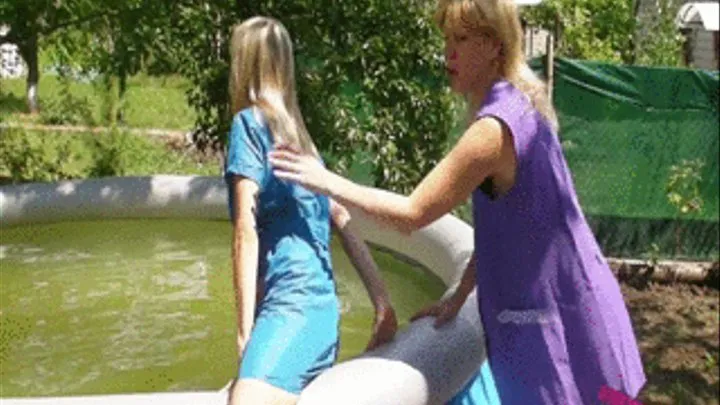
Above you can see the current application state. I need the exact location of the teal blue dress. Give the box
[224,107,340,394]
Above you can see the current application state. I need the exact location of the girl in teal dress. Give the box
[225,16,398,405]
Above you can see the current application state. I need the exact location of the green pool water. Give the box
[0,219,445,397]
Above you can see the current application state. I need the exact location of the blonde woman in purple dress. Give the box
[269,0,647,403]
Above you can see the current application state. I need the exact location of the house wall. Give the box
[691,29,719,70]
[1,25,26,79]
[0,44,25,79]
[524,26,551,59]
[637,0,718,70]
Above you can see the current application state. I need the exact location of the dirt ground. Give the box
[622,279,719,405]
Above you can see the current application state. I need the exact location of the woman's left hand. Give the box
[366,306,398,351]
[268,145,332,195]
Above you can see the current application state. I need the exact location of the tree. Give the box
[522,0,636,64]
[633,0,685,67]
[521,0,684,67]
[50,0,178,124]
[168,0,456,193]
[0,0,111,113]
[0,0,174,117]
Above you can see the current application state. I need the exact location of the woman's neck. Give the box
[464,73,502,125]
[466,73,502,113]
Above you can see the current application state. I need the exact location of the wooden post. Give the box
[529,26,534,58]
[546,32,554,103]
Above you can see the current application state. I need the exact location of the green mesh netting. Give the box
[532,57,719,259]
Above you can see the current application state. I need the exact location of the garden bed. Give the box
[624,280,719,405]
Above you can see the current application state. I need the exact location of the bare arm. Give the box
[410,251,477,328]
[330,199,393,312]
[453,251,477,300]
[271,117,508,234]
[332,118,505,233]
[230,176,260,354]
[330,198,398,350]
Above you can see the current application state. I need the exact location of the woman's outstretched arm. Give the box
[270,117,509,233]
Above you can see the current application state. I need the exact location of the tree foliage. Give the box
[3,0,456,192]
[1,0,128,113]
[522,0,684,66]
[633,0,685,67]
[6,0,690,193]
[167,0,457,193]
[523,0,636,63]
[1,0,177,117]
[47,1,178,124]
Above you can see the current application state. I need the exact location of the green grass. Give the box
[1,74,196,130]
[0,128,218,185]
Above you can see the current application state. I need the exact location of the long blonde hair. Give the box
[229,16,318,156]
[435,0,558,132]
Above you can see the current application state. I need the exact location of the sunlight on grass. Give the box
[0,128,218,184]
[1,74,196,130]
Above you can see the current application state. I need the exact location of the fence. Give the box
[532,57,719,259]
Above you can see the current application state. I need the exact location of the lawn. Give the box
[0,128,218,185]
[1,74,196,130]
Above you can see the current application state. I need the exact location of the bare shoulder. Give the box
[465,116,507,144]
[451,116,510,170]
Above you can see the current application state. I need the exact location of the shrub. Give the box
[0,128,217,184]
[38,76,96,126]
[0,128,86,183]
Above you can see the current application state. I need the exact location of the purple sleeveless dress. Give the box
[471,80,646,404]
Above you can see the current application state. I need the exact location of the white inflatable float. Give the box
[0,175,494,405]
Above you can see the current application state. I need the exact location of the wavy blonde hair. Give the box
[435,0,558,132]
[229,16,318,156]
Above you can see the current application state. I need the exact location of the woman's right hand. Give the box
[269,145,334,196]
[410,292,466,328]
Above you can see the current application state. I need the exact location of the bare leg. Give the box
[228,378,299,405]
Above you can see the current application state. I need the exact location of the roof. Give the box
[677,2,719,31]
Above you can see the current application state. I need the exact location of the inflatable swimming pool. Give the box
[0,175,493,405]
